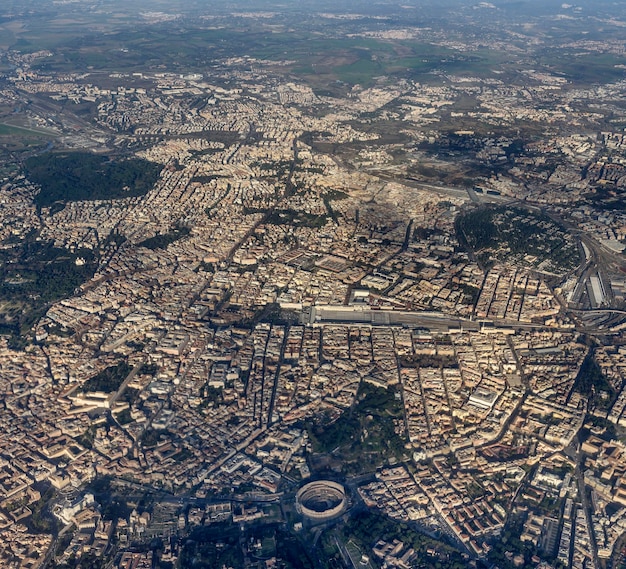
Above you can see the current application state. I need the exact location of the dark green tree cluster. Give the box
[306,383,406,473]
[115,408,133,425]
[82,361,132,393]
[266,209,328,228]
[25,152,162,207]
[574,351,615,411]
[487,517,545,569]
[137,225,190,250]
[178,523,243,568]
[77,424,96,449]
[342,511,468,569]
[140,363,158,376]
[0,241,98,340]
[29,485,58,534]
[141,428,172,448]
[455,206,579,271]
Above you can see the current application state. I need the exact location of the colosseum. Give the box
[295,480,348,521]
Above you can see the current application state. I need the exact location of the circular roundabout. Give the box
[295,480,348,521]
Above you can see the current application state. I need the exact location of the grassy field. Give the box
[0,123,56,137]
[346,540,375,569]
[0,121,57,159]
[13,20,510,88]
[11,13,615,92]
[3,0,625,90]
[538,50,626,84]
